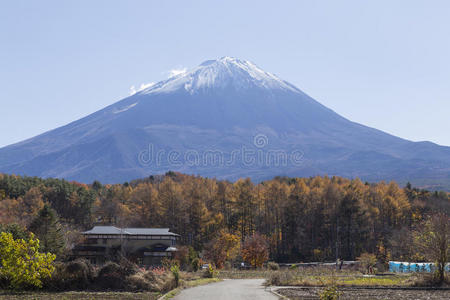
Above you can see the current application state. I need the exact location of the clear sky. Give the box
[1,0,449,147]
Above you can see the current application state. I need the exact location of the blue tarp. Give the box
[389,261,450,273]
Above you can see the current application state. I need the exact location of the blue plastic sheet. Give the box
[389,261,450,273]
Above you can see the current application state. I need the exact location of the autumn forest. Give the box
[0,172,448,263]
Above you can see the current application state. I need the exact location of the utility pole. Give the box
[336,217,339,271]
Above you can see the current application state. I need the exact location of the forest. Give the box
[0,172,448,263]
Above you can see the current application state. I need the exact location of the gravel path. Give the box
[173,279,277,300]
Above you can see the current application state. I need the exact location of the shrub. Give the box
[357,253,377,274]
[0,232,55,289]
[319,286,341,300]
[289,264,297,270]
[125,269,176,292]
[47,259,94,290]
[412,273,450,287]
[191,257,201,272]
[224,261,232,270]
[150,266,166,276]
[174,245,190,269]
[153,271,176,293]
[118,257,139,276]
[96,262,125,290]
[203,264,218,278]
[313,249,325,262]
[170,264,180,287]
[267,262,280,270]
[266,271,294,286]
[162,257,179,270]
[125,272,153,291]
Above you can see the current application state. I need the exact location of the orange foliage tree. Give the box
[204,231,240,268]
[241,233,269,268]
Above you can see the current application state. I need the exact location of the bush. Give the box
[267,262,280,270]
[162,257,179,270]
[319,286,341,300]
[125,272,153,291]
[0,232,55,289]
[44,258,176,292]
[125,269,176,292]
[47,259,94,290]
[118,257,139,276]
[313,249,325,262]
[203,264,218,278]
[191,257,200,272]
[170,264,180,287]
[412,273,450,287]
[357,253,377,274]
[266,271,294,286]
[96,262,125,290]
[174,245,190,269]
[224,261,232,270]
[153,271,176,293]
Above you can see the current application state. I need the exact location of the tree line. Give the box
[0,172,448,262]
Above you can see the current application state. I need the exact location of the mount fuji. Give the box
[1,57,450,188]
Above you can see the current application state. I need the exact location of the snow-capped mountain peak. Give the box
[140,57,300,95]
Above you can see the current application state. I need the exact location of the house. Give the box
[72,226,179,265]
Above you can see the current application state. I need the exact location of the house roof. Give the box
[125,228,177,236]
[82,226,179,236]
[83,226,126,235]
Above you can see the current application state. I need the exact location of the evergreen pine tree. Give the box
[28,204,65,256]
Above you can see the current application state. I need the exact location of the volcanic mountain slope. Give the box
[1,57,449,189]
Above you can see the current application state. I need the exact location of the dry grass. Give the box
[264,267,416,287]
[0,273,219,300]
[160,277,221,299]
[277,287,450,300]
[218,269,273,279]
[0,291,159,299]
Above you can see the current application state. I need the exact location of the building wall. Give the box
[86,237,174,252]
[76,234,177,265]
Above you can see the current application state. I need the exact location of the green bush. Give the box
[267,261,280,270]
[170,264,180,287]
[0,232,55,289]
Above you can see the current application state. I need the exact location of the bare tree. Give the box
[413,213,449,283]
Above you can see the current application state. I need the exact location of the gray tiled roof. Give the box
[125,228,178,236]
[82,226,179,236]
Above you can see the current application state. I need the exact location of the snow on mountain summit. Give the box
[140,57,300,95]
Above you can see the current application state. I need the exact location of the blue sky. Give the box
[1,0,449,147]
